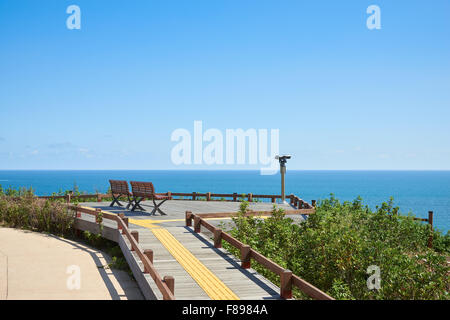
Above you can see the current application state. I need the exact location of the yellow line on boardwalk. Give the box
[129,219,160,229]
[80,206,239,299]
[151,228,239,300]
[129,218,239,300]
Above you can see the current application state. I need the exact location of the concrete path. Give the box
[0,227,143,300]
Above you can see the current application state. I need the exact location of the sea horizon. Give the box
[1,169,450,171]
[1,170,448,233]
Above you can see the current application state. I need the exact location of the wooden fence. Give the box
[69,204,175,300]
[40,193,107,203]
[165,192,315,209]
[185,210,334,300]
[47,192,434,248]
[37,191,316,209]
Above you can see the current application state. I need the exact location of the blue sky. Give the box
[0,0,449,170]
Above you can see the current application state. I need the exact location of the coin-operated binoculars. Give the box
[275,155,291,204]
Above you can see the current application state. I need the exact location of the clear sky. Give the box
[0,0,449,170]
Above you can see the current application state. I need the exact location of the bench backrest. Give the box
[109,180,129,194]
[130,181,155,198]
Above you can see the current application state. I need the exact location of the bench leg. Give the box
[110,194,123,207]
[131,197,145,212]
[125,194,133,210]
[151,199,168,216]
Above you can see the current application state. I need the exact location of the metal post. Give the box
[280,164,286,203]
[276,155,291,204]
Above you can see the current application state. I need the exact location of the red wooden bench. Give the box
[109,180,133,209]
[129,181,171,215]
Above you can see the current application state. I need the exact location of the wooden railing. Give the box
[185,210,334,300]
[37,191,315,209]
[165,192,315,209]
[40,193,109,203]
[69,204,175,300]
[37,192,436,249]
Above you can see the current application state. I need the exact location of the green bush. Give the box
[222,196,449,300]
[0,193,74,237]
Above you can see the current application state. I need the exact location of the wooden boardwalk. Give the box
[78,200,303,300]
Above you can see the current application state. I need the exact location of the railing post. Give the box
[119,215,128,234]
[297,198,303,209]
[240,245,251,269]
[76,204,81,218]
[74,204,81,237]
[144,249,154,265]
[131,230,139,250]
[206,192,211,201]
[192,192,196,200]
[185,211,192,227]
[248,193,253,202]
[167,191,172,199]
[311,200,317,208]
[427,211,434,248]
[97,193,101,202]
[271,196,276,203]
[280,269,293,299]
[233,192,237,201]
[289,194,294,205]
[213,229,222,248]
[118,213,124,231]
[194,216,201,233]
[163,276,175,297]
[66,193,71,204]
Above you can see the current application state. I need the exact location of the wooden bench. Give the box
[129,181,171,215]
[109,180,133,209]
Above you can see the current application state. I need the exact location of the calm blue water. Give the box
[0,170,448,233]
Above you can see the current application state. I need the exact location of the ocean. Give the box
[0,170,448,233]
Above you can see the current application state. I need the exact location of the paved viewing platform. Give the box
[77,199,305,300]
[81,199,302,227]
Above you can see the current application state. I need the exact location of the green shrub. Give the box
[0,193,74,237]
[222,196,449,300]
